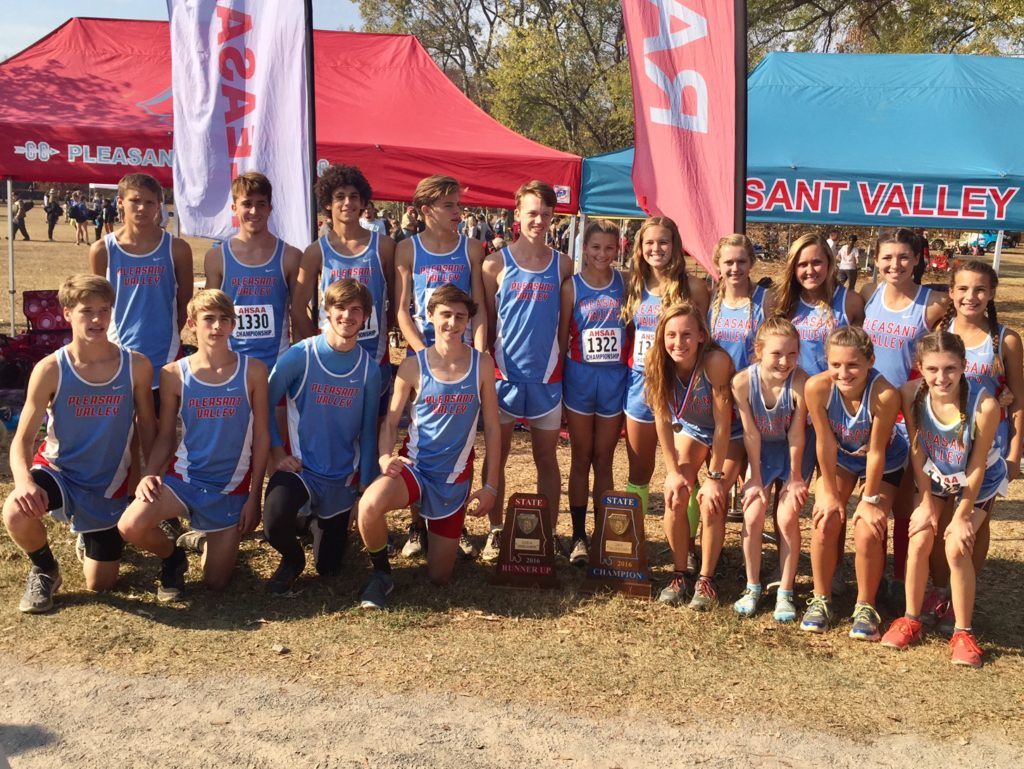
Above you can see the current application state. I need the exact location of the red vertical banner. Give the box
[622,0,741,277]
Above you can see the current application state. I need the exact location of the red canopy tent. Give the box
[0,17,581,211]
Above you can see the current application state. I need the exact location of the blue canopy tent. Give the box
[582,53,1024,237]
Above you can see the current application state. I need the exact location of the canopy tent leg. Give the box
[993,229,1005,274]
[573,214,587,273]
[6,178,14,335]
[568,214,579,273]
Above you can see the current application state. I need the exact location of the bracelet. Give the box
[706,470,725,481]
[483,483,499,496]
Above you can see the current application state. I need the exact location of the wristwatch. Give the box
[707,470,725,481]
[861,493,882,505]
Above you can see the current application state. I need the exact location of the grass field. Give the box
[1,206,1022,764]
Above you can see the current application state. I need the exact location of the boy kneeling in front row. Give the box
[357,284,501,609]
[261,278,381,595]
[119,289,269,600]
[4,275,156,612]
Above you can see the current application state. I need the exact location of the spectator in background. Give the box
[359,201,387,235]
[837,234,861,290]
[44,189,63,241]
[93,198,105,242]
[826,228,839,255]
[68,191,90,245]
[102,197,118,235]
[912,229,929,285]
[393,209,420,243]
[10,192,31,241]
[380,210,394,237]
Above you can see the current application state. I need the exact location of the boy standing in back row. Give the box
[203,171,302,372]
[89,173,194,396]
[480,181,572,561]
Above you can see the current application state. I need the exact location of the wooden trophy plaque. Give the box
[491,492,559,589]
[584,491,651,598]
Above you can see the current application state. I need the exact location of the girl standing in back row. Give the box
[559,220,628,565]
[860,228,950,608]
[621,217,709,524]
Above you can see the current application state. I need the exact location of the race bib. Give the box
[358,305,379,341]
[234,304,275,340]
[632,329,655,365]
[582,328,622,364]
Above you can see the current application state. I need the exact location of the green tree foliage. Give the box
[357,0,1024,154]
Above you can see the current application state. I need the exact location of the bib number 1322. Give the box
[582,328,622,364]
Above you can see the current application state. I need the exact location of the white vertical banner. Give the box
[168,0,310,246]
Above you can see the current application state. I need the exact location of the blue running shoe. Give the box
[359,571,395,610]
[800,595,833,633]
[849,602,882,642]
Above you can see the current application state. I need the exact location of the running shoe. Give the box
[359,571,395,611]
[457,528,478,560]
[19,566,62,614]
[733,586,762,617]
[921,587,951,629]
[688,576,718,612]
[773,591,797,623]
[176,529,207,555]
[266,557,304,596]
[480,528,502,563]
[800,596,833,633]
[880,616,923,650]
[657,572,690,605]
[157,554,187,603]
[949,630,983,669]
[568,536,589,567]
[849,602,882,642]
[401,523,426,558]
[159,518,185,541]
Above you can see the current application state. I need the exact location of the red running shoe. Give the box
[880,616,923,650]
[949,630,983,669]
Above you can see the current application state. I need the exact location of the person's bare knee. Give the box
[84,565,119,592]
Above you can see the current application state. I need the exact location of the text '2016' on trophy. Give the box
[584,491,651,598]
[491,492,559,589]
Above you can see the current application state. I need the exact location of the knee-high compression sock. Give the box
[893,515,910,580]
[312,510,351,576]
[262,472,310,567]
[625,483,649,515]
[687,483,700,537]
[569,505,587,541]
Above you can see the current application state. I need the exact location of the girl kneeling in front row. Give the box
[803,326,908,640]
[880,332,1006,668]
[647,303,744,611]
[732,318,811,621]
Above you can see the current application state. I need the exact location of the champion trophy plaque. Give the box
[584,491,651,598]
[491,492,559,588]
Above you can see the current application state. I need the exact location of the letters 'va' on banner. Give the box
[622,0,740,278]
[168,0,311,246]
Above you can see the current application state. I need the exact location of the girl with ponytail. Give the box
[620,217,710,526]
[802,327,908,641]
[918,260,1024,633]
[880,332,1006,668]
[708,234,771,370]
[860,228,951,606]
[646,302,744,611]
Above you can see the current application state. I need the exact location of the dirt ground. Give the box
[1,206,1022,767]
